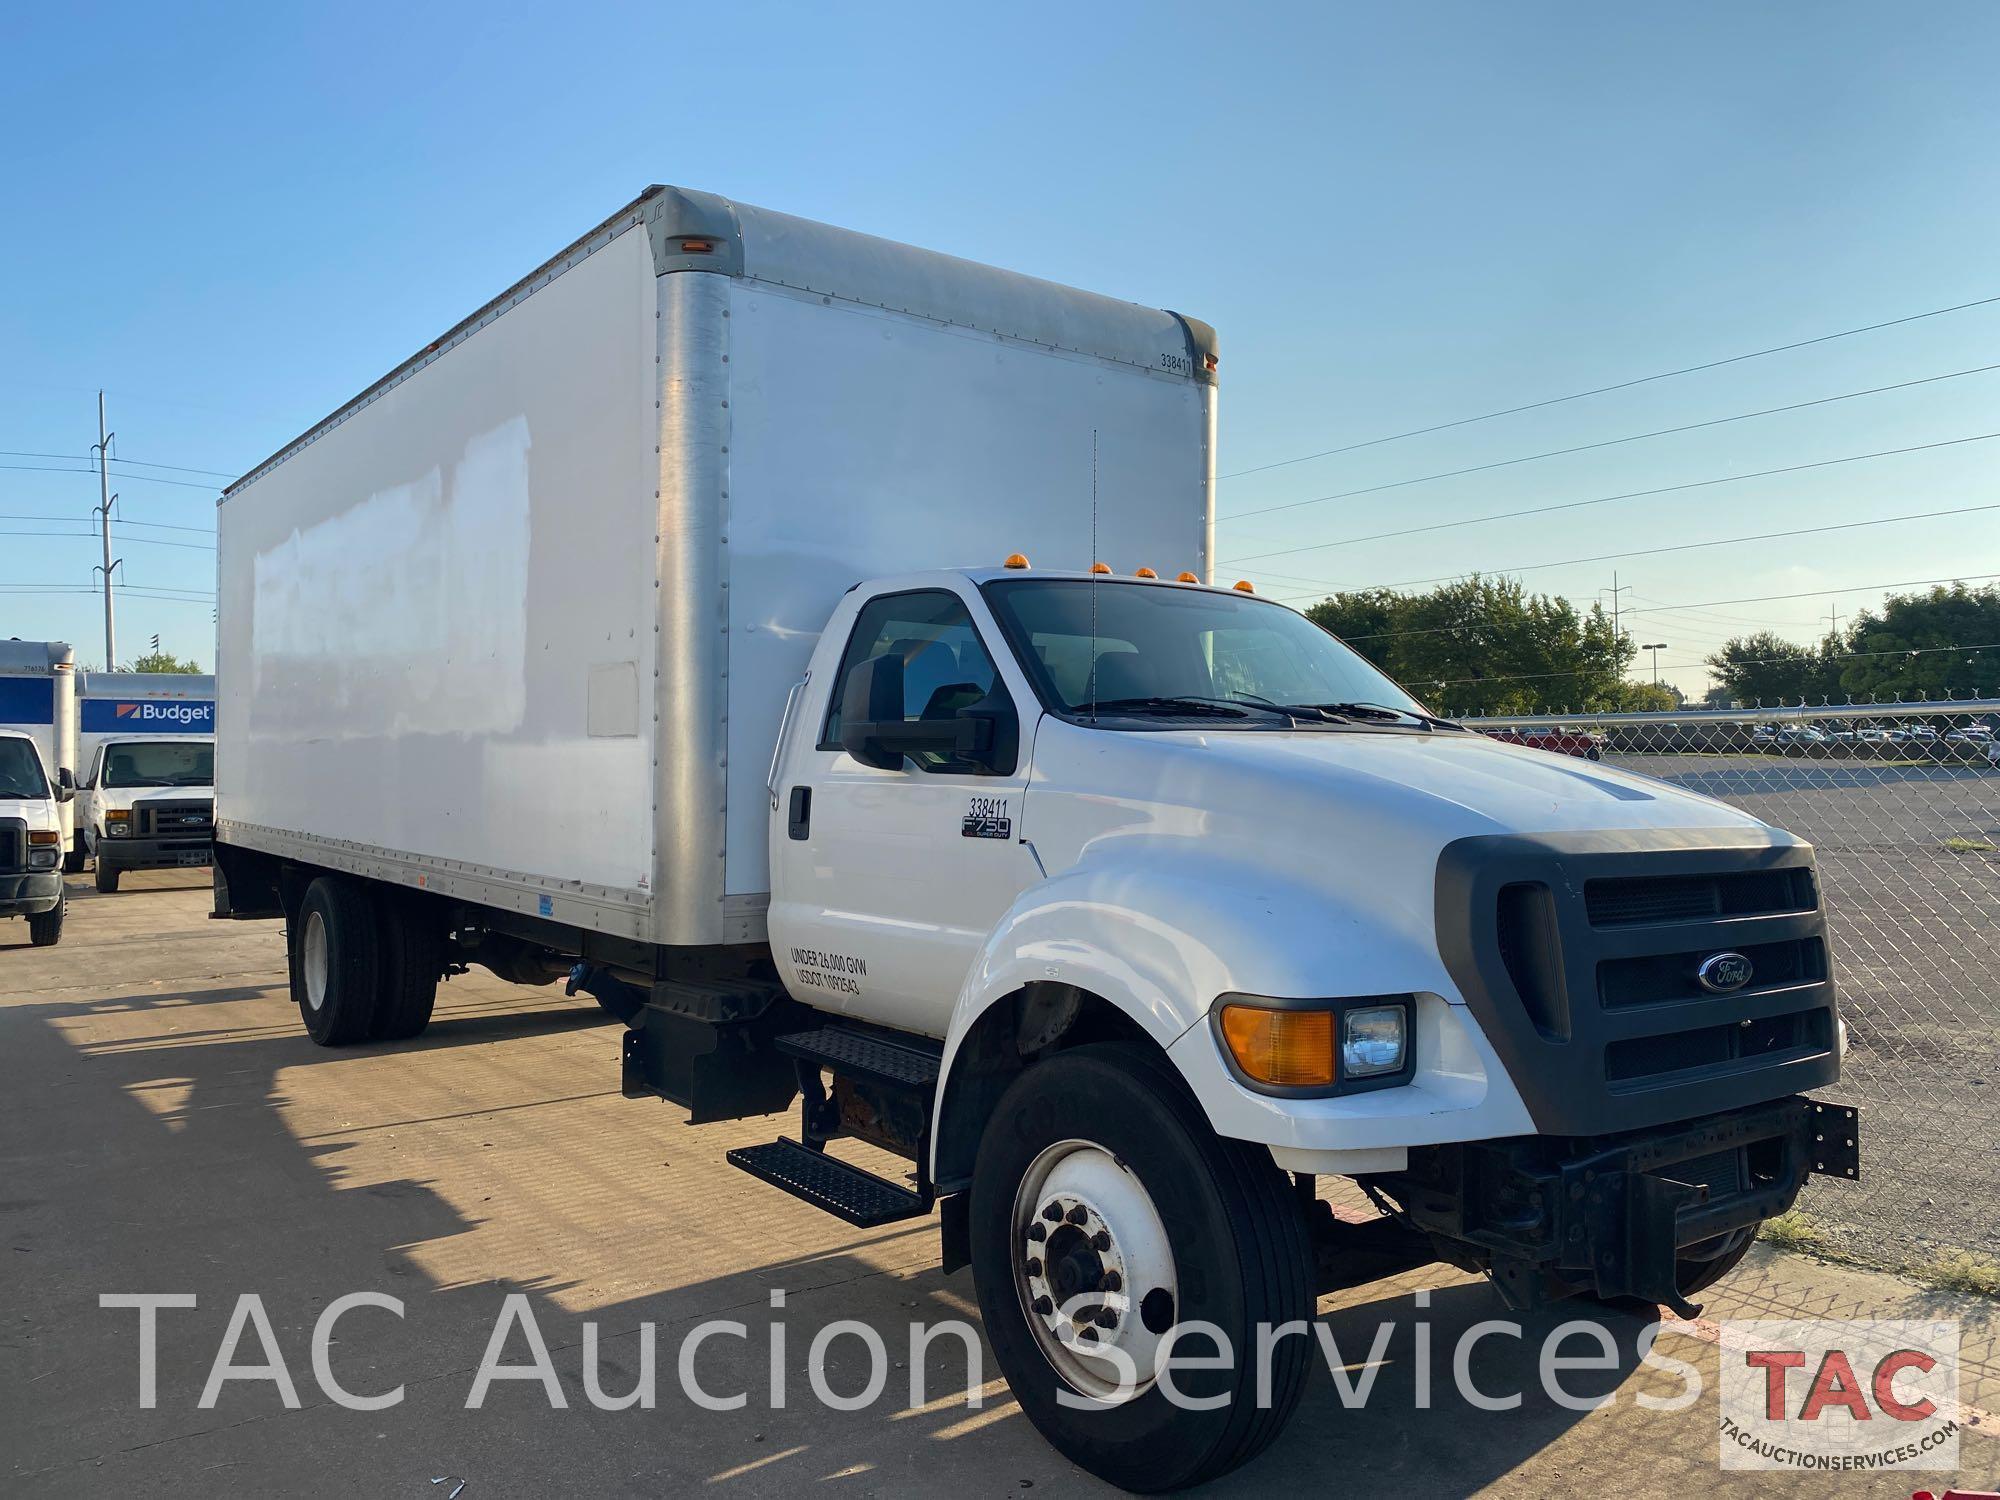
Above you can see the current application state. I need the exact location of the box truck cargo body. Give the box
[217,186,1214,945]
[216,187,1857,1490]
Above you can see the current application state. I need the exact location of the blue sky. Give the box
[4,1,1996,696]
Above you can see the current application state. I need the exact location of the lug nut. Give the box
[1090,1230,1111,1252]
[1041,1202,1063,1223]
[1079,1325,1099,1343]
[1101,1271,1122,1292]
[1065,1205,1088,1226]
[1026,1222,1046,1243]
[1025,1257,1042,1277]
[1096,1308,1118,1329]
[1032,1295,1052,1316]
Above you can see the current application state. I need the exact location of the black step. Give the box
[649,976,789,1024]
[726,1138,930,1227]
[776,1026,942,1093]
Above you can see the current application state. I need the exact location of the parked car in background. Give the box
[1483,726,1604,760]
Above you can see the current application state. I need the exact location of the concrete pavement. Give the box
[3,873,1995,1496]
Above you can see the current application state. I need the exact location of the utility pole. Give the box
[1823,601,1844,641]
[92,391,120,671]
[1601,571,1631,666]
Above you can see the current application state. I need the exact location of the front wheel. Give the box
[94,864,119,894]
[28,889,65,946]
[969,1043,1313,1493]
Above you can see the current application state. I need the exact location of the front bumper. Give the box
[0,870,63,916]
[99,834,213,872]
[1365,1094,1858,1315]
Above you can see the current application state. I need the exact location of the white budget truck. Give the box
[71,671,216,887]
[214,186,1858,1490]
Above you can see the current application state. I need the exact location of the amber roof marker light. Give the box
[1177,571,1200,583]
[1090,562,1113,575]
[1135,567,1158,579]
[1002,552,1032,570]
[1233,579,1255,593]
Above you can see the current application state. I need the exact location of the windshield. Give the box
[981,578,1426,724]
[100,741,214,788]
[0,739,50,799]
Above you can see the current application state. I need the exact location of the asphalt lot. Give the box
[1613,752,2000,1263]
[4,872,1998,1497]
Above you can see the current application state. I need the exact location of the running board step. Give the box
[725,1137,930,1227]
[774,1025,942,1094]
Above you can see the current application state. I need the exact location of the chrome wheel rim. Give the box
[1011,1137,1178,1402]
[301,909,329,1012]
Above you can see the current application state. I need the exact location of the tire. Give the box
[64,836,86,874]
[94,864,119,894]
[291,876,384,1046]
[27,889,64,947]
[968,1042,1313,1493]
[370,890,442,1041]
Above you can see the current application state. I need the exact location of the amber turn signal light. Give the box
[1217,1003,1335,1087]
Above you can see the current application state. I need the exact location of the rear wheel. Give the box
[371,890,442,1041]
[27,890,64,946]
[291,876,383,1046]
[94,864,119,894]
[969,1043,1313,1492]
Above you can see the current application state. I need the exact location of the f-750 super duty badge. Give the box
[963,795,1012,840]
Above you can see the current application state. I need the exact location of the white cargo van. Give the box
[214,186,1857,1490]
[0,728,72,945]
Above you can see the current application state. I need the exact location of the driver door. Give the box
[770,587,1038,1037]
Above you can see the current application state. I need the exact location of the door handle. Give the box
[787,786,812,841]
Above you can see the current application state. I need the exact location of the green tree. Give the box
[129,649,202,674]
[1307,574,1634,715]
[1706,584,2000,705]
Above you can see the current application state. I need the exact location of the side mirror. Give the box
[839,656,1014,773]
[55,767,75,803]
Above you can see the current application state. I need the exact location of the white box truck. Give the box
[69,671,216,888]
[214,186,1857,1489]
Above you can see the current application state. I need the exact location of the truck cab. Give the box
[75,735,215,892]
[0,728,73,946]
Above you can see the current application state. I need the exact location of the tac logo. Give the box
[1719,1318,1960,1472]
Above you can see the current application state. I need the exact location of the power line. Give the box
[1223,429,2000,565]
[0,527,213,551]
[1364,501,2000,592]
[0,462,221,492]
[0,512,214,534]
[0,449,237,479]
[1287,570,2000,623]
[1221,363,2000,524]
[1219,292,2000,482]
[1427,638,2000,690]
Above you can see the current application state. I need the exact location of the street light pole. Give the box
[1642,642,1668,687]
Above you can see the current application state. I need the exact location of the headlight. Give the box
[1341,1005,1408,1078]
[105,810,130,837]
[27,830,58,869]
[1214,996,1414,1095]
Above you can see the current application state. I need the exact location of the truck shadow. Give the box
[3,970,1857,1496]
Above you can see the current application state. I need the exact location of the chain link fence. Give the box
[1454,699,2000,1282]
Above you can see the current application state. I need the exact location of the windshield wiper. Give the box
[1083,695,1289,722]
[1288,701,1464,732]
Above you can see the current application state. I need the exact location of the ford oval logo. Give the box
[1697,951,1755,994]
